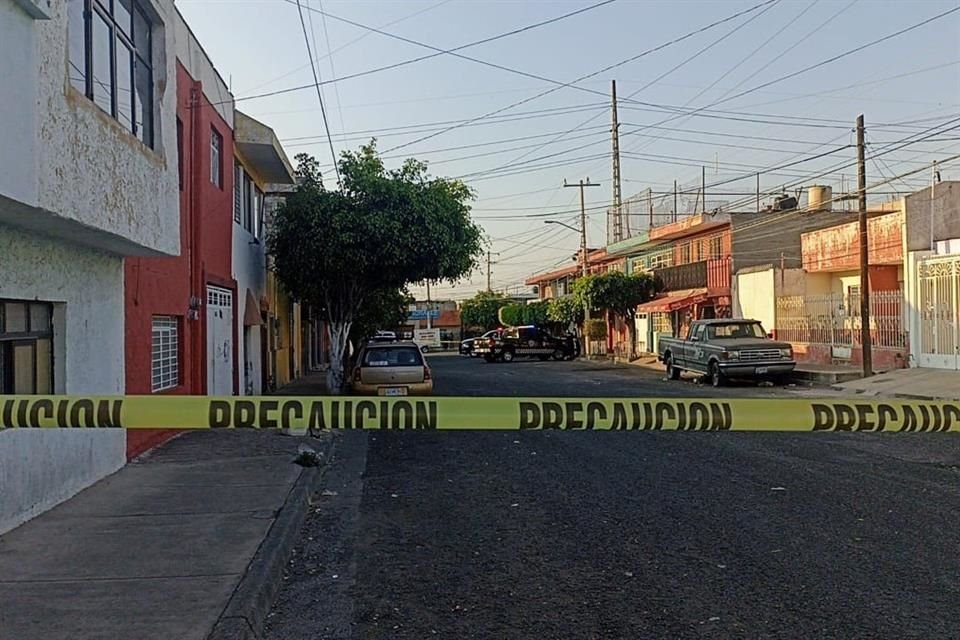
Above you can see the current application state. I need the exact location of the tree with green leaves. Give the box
[268,143,483,391]
[348,287,414,347]
[459,291,509,332]
[498,300,550,328]
[547,296,584,330]
[573,271,662,359]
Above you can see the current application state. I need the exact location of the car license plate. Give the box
[756,366,769,375]
[379,387,408,397]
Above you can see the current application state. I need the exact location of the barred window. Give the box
[151,315,179,392]
[709,235,723,259]
[652,312,672,333]
[234,162,243,223]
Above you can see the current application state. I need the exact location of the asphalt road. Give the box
[264,356,960,640]
[428,353,832,398]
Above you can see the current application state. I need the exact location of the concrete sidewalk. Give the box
[0,429,331,640]
[833,367,960,401]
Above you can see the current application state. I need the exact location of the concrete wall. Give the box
[0,226,126,534]
[173,8,232,127]
[831,268,899,295]
[30,0,180,256]
[732,266,775,330]
[905,182,960,251]
[805,272,833,295]
[0,1,39,207]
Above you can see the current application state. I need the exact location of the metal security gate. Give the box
[917,255,960,370]
[206,286,234,394]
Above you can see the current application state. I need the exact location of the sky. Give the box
[175,0,960,300]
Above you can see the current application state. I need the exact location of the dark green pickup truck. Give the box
[657,319,796,387]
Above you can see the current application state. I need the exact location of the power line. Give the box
[286,0,621,100]
[238,0,618,105]
[699,117,960,217]
[623,0,824,158]
[280,102,606,143]
[294,0,340,187]
[237,0,453,95]
[315,0,346,139]
[478,0,783,178]
[602,5,959,191]
[380,0,779,154]
[707,5,960,112]
[730,59,960,111]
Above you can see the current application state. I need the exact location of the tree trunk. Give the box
[626,314,637,361]
[326,321,352,394]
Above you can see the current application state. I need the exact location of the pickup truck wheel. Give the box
[665,355,681,380]
[709,361,725,387]
[552,348,565,361]
[502,349,515,363]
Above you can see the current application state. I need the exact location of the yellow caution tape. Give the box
[1,396,959,432]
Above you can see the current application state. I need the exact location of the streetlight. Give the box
[544,219,589,358]
[543,219,579,233]
[544,220,587,278]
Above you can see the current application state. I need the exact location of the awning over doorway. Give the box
[243,290,262,326]
[635,288,709,313]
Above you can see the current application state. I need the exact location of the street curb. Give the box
[207,434,335,640]
[828,385,948,402]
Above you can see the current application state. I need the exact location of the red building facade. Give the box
[124,55,238,458]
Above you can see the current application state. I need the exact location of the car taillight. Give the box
[423,366,432,381]
[353,367,361,382]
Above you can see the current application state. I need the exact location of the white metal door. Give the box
[917,255,960,369]
[206,286,234,394]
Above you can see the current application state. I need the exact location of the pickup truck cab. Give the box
[473,325,577,363]
[657,319,795,387]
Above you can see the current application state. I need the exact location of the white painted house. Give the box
[0,0,179,533]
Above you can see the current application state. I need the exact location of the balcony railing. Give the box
[655,257,730,291]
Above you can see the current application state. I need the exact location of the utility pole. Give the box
[701,165,706,213]
[564,178,600,277]
[425,280,432,329]
[930,160,939,250]
[756,173,761,212]
[485,251,499,292]
[648,187,654,229]
[856,114,872,377]
[673,180,678,222]
[611,80,623,243]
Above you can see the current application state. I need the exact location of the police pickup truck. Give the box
[657,319,795,386]
[473,325,577,363]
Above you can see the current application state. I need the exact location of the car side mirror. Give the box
[767,332,774,339]
[690,336,699,342]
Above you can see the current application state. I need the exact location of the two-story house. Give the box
[123,8,237,458]
[232,111,299,394]
[0,0,179,532]
[632,213,734,350]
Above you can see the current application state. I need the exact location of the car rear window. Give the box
[362,346,423,367]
